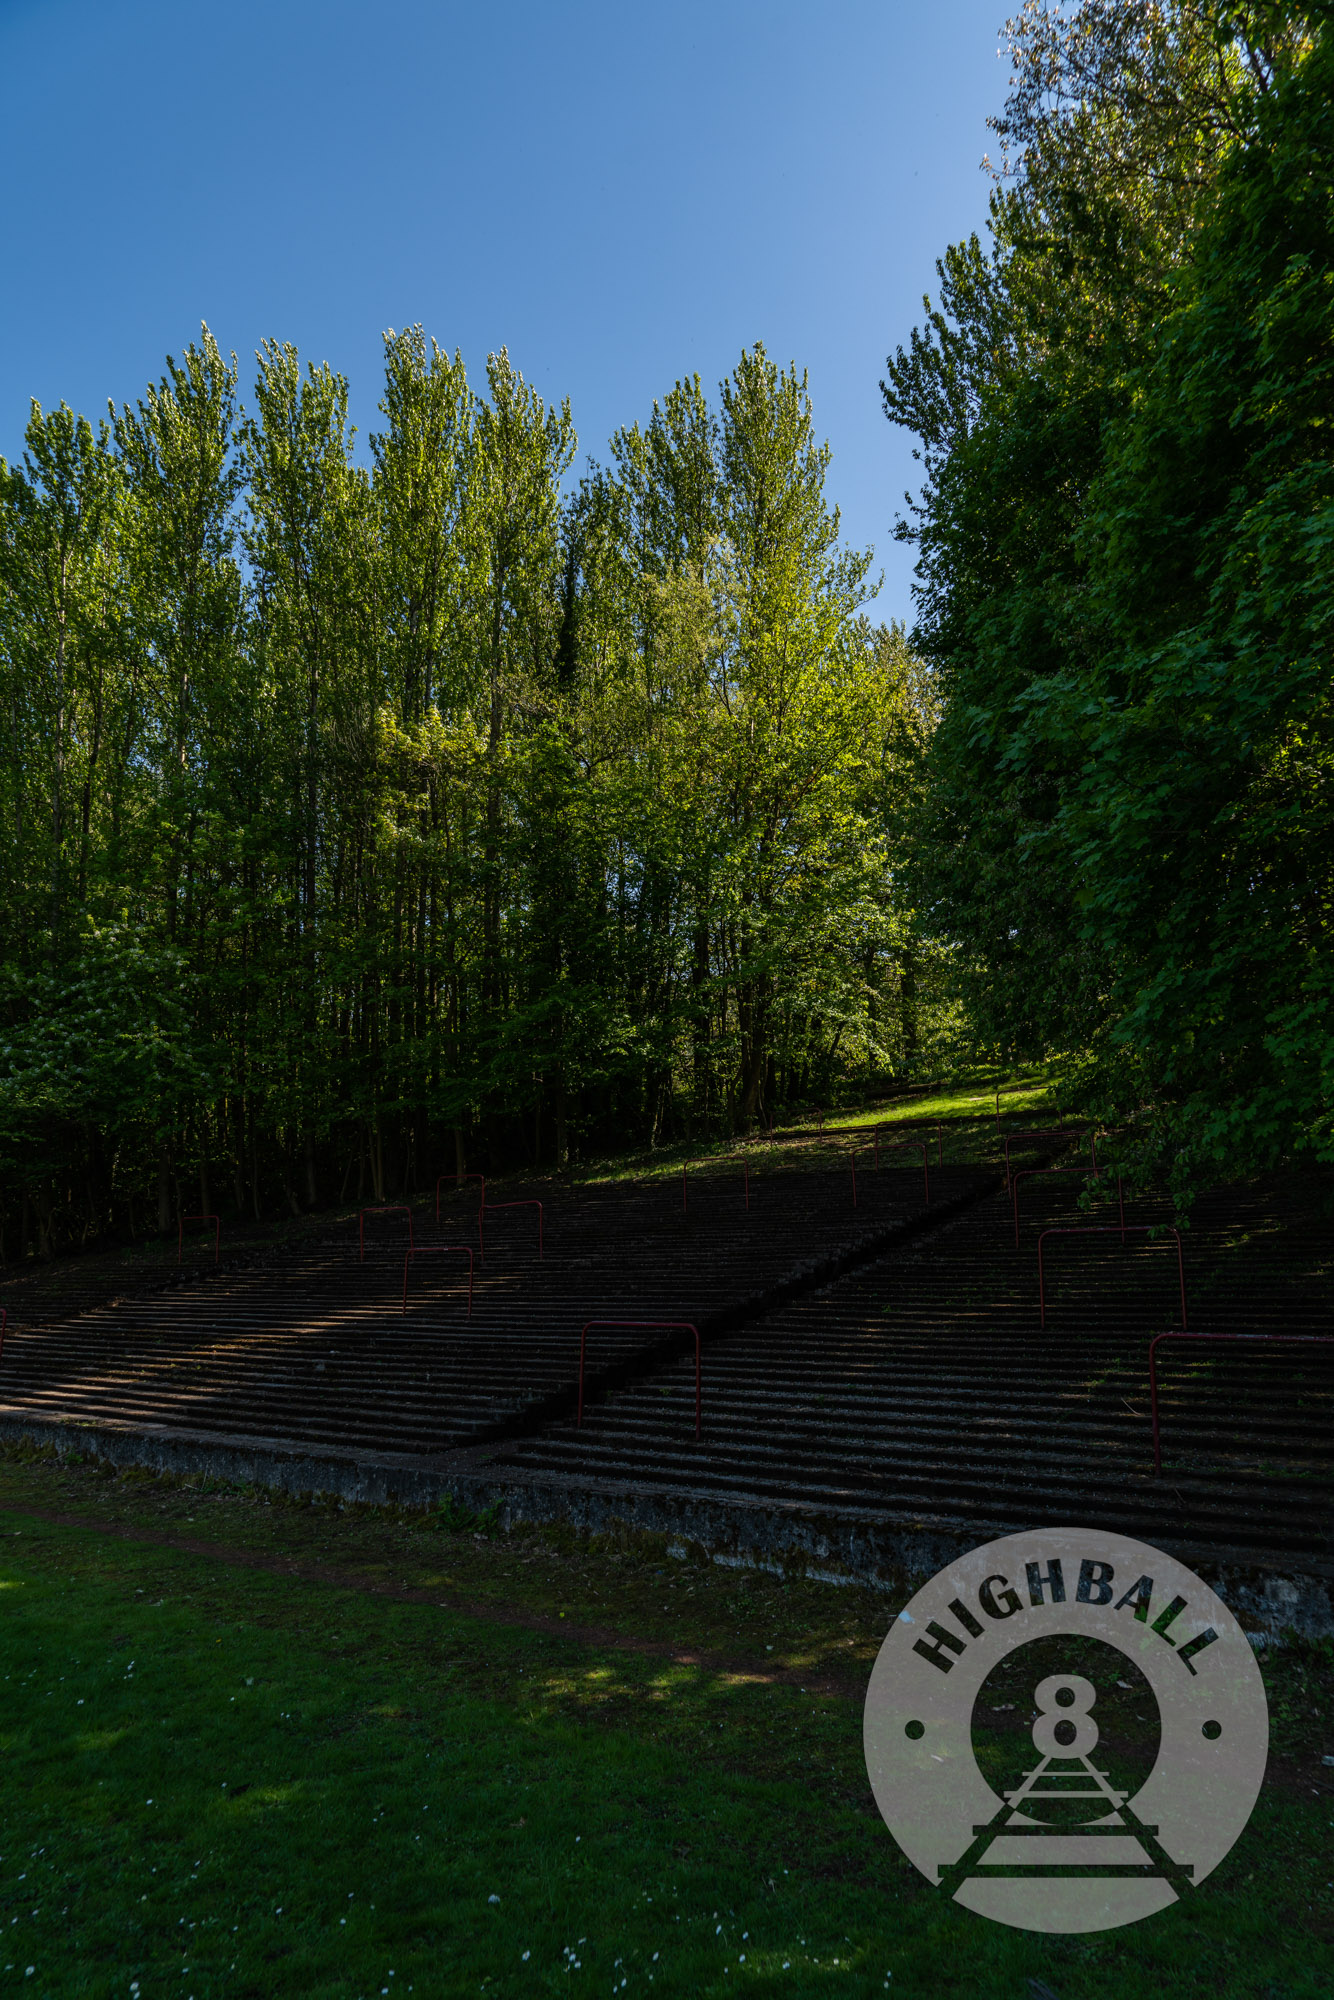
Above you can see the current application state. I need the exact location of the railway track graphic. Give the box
[937,1752,1195,1895]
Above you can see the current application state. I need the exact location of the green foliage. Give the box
[885,1,1333,1195]
[0,1467,1330,1998]
[0,333,938,1253]
[431,1492,501,1534]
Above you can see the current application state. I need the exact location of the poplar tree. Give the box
[0,333,932,1254]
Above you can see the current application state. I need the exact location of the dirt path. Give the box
[0,1502,866,1699]
[4,1498,1329,1802]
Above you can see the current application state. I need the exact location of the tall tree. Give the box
[884,0,1333,1189]
[0,332,936,1258]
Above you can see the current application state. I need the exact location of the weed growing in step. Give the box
[430,1493,502,1535]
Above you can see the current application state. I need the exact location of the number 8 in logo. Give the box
[1031,1673,1100,1757]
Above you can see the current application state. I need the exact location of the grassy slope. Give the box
[0,1452,1328,2000]
[573,1070,1067,1187]
[1,1070,1058,1322]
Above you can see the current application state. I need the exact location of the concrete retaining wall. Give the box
[2,1408,1329,1644]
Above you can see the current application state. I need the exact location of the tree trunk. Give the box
[900,949,919,1071]
[157,1145,173,1235]
[553,1085,567,1171]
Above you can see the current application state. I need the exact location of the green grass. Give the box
[859,1070,1067,1131]
[0,1451,1329,1998]
[6,1069,1060,1315]
[595,1070,1069,1188]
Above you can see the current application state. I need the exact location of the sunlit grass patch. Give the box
[0,1461,1325,1996]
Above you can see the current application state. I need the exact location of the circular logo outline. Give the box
[863,1527,1268,1934]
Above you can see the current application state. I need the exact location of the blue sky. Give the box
[0,0,1004,623]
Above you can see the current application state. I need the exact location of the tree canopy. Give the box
[10,0,1327,1256]
[884,0,1333,1197]
[0,337,938,1253]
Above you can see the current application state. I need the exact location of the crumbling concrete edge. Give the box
[438,1468,1334,1645]
[0,1409,1328,1645]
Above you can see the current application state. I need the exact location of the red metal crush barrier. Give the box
[578,1319,701,1438]
[478,1198,543,1264]
[890,1120,946,1168]
[178,1214,220,1266]
[1038,1225,1186,1330]
[683,1160,751,1213]
[894,1120,945,1167]
[875,1132,930,1206]
[1002,1131,1088,1189]
[402,1245,474,1318]
[1149,1331,1334,1473]
[819,1118,945,1173]
[1012,1167,1123,1249]
[437,1172,484,1224]
[359,1205,415,1264]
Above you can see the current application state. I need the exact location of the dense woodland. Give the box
[0,336,939,1253]
[2,0,1330,1256]
[885,0,1332,1200]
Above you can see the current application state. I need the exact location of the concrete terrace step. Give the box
[0,1156,1329,1630]
[473,1173,1332,1598]
[0,1164,985,1456]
